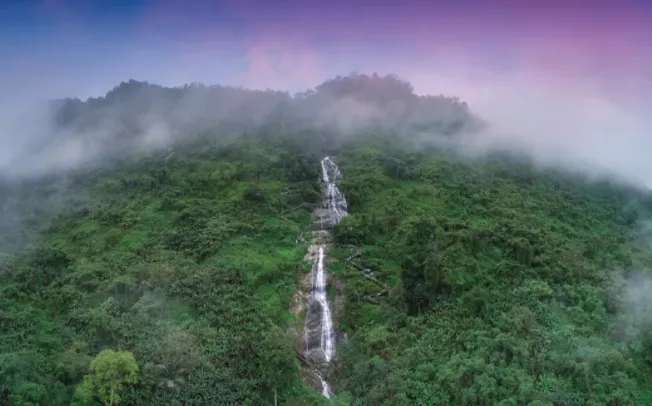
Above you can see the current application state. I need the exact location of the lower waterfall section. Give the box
[300,156,348,398]
[303,243,335,397]
[312,246,334,363]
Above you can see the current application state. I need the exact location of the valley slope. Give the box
[1,75,651,405]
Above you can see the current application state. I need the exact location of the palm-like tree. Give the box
[148,359,187,393]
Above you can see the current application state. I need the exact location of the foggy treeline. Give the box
[38,73,481,178]
[0,73,480,259]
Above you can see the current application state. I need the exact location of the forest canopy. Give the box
[0,73,651,405]
[38,73,481,176]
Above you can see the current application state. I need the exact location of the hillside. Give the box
[0,134,328,405]
[0,75,651,405]
[11,73,478,180]
[330,138,652,405]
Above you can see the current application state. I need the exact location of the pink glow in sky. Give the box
[129,0,652,106]
[2,0,652,186]
[10,0,651,101]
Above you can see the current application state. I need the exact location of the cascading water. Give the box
[313,246,334,362]
[302,156,348,398]
[320,157,347,227]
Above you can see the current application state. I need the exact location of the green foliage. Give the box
[2,126,652,405]
[330,137,652,405]
[74,349,138,405]
[0,136,317,405]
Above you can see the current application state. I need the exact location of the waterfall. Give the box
[302,156,348,398]
[321,157,347,227]
[313,246,334,362]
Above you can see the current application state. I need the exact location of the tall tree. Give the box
[74,349,139,406]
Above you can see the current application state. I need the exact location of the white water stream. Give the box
[303,156,348,398]
[321,157,347,226]
[313,246,334,363]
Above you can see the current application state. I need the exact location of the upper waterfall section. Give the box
[313,157,348,230]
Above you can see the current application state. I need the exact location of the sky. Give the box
[2,0,651,99]
[2,0,652,185]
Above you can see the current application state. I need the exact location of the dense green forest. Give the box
[1,74,652,405]
[0,134,331,405]
[329,138,652,405]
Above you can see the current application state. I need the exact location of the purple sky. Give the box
[2,0,652,186]
[2,0,650,100]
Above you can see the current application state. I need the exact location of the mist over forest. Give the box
[0,73,481,256]
[1,72,652,405]
[2,72,649,256]
[0,74,479,180]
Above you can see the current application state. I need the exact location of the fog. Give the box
[1,65,650,191]
[0,82,290,179]
[607,262,652,344]
[1,67,649,259]
[456,77,652,189]
[0,75,469,180]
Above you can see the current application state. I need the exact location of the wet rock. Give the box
[299,157,349,398]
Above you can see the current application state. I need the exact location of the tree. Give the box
[74,349,139,406]
[258,325,296,406]
[140,362,187,393]
[140,330,198,394]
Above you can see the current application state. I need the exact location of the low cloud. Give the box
[403,66,652,189]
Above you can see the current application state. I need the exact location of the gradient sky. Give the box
[2,0,652,187]
[2,0,651,101]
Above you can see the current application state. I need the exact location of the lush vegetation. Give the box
[38,73,477,178]
[0,135,330,405]
[330,137,652,405]
[1,74,652,405]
